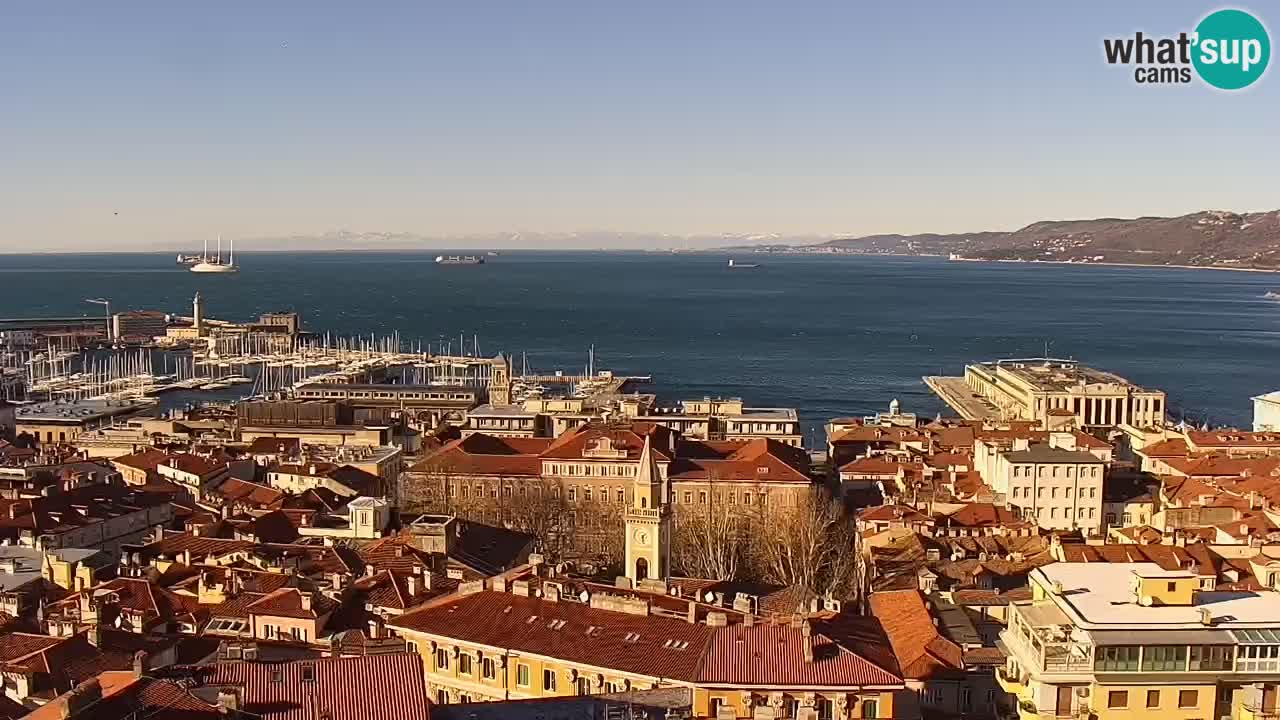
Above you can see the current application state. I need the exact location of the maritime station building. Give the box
[954,359,1167,429]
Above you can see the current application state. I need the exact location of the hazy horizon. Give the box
[2,1,1276,251]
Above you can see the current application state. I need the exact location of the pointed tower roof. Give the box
[636,433,658,486]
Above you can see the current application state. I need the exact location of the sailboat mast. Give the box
[217,234,223,263]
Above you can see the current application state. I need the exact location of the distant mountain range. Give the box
[739,210,1280,271]
[226,230,839,253]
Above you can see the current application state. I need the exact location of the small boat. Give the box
[1265,291,1280,300]
[435,255,485,265]
[727,259,760,269]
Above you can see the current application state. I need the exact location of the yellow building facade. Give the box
[1000,562,1280,720]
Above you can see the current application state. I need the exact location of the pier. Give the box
[923,375,1001,420]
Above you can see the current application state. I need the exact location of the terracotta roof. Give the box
[246,588,337,620]
[829,425,928,446]
[211,477,285,508]
[699,617,903,687]
[1139,438,1191,457]
[26,671,222,720]
[162,453,225,478]
[838,457,904,475]
[408,436,545,477]
[539,423,677,462]
[1058,542,1219,574]
[354,569,457,611]
[112,449,172,473]
[867,590,963,679]
[940,503,1027,528]
[670,439,811,484]
[391,590,714,681]
[857,505,928,523]
[197,654,430,720]
[1188,430,1280,449]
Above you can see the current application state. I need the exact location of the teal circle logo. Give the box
[1192,9,1270,90]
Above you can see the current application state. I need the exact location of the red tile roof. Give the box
[26,671,222,720]
[867,590,963,680]
[390,590,714,681]
[212,477,285,508]
[699,618,902,687]
[246,588,337,620]
[198,654,430,720]
[112,449,172,473]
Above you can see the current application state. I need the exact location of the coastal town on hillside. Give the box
[2,304,1280,720]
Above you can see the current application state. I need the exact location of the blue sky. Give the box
[1,1,1276,249]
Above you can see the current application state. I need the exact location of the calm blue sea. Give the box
[2,251,1277,440]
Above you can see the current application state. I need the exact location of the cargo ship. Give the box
[727,259,759,269]
[435,255,485,265]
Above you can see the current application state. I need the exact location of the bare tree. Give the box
[749,485,859,599]
[671,472,750,580]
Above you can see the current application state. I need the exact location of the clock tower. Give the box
[625,433,669,584]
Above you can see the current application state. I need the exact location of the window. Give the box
[1108,691,1128,709]
[482,657,496,679]
[543,668,557,692]
[1141,645,1187,671]
[817,697,834,720]
[517,663,530,687]
[577,677,591,695]
[1167,581,1177,592]
[301,664,315,682]
[1178,689,1198,709]
[1239,645,1280,672]
[699,491,707,504]
[458,654,472,675]
[710,698,725,718]
[1037,487,1045,498]
[1095,646,1140,671]
[960,687,972,711]
[1189,645,1234,671]
[617,489,625,503]
[435,648,450,670]
[683,492,692,504]
[861,698,878,719]
[584,488,592,502]
[406,641,418,654]
[1146,690,1160,708]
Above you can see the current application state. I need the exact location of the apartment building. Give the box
[983,432,1110,533]
[1000,562,1280,720]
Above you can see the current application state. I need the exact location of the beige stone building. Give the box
[964,360,1166,429]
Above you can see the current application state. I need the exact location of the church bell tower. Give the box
[625,434,669,584]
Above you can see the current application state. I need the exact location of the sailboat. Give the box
[190,234,240,273]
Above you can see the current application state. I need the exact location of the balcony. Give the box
[996,667,1027,697]
[1241,704,1280,720]
[1001,627,1093,675]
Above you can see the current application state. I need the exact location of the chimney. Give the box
[216,687,241,714]
[491,576,507,593]
[309,464,317,476]
[544,583,561,603]
[300,592,312,612]
[132,650,147,677]
[407,575,417,597]
[87,623,103,647]
[744,613,755,627]
[686,600,697,624]
[802,620,814,663]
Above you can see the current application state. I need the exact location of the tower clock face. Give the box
[634,529,649,545]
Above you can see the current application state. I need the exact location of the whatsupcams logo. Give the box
[1104,8,1270,89]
